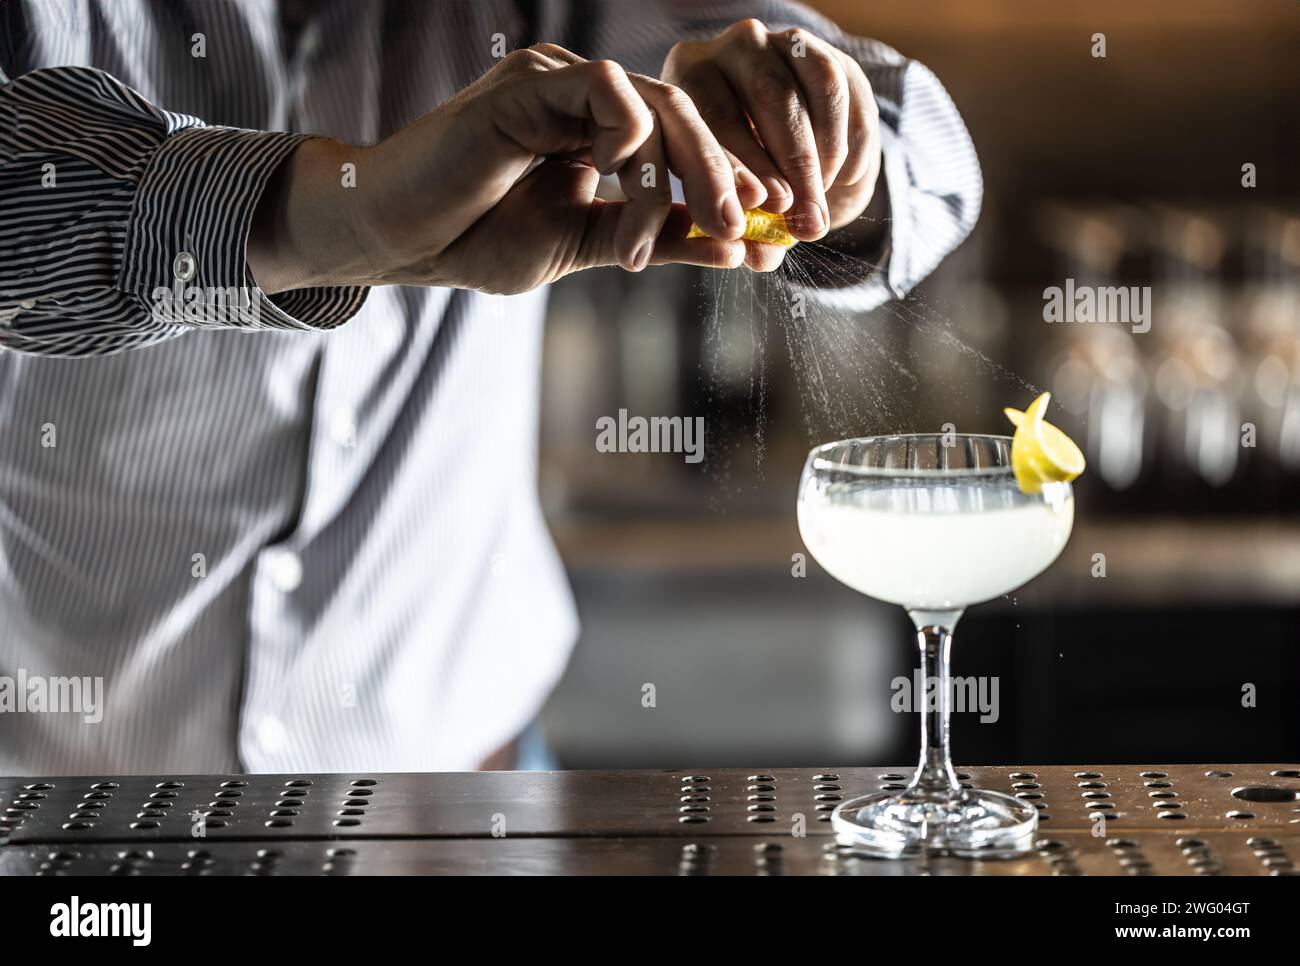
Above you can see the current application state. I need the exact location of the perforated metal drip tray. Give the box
[3,831,1298,876]
[2,764,1297,875]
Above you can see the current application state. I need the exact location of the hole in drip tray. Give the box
[1232,786,1300,803]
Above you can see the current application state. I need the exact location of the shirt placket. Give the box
[238,5,325,771]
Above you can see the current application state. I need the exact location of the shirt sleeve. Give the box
[0,66,369,357]
[589,0,983,312]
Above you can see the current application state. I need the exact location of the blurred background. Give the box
[536,0,1300,768]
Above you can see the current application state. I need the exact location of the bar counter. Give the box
[3,764,1297,875]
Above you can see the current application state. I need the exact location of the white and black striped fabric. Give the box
[0,0,981,774]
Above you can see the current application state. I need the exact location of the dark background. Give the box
[535,0,1300,768]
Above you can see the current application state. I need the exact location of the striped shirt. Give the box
[0,0,981,774]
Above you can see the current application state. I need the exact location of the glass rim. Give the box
[806,433,1019,479]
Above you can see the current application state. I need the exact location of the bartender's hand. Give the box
[249,44,762,295]
[663,19,884,270]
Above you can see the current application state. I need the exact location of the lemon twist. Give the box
[1004,391,1085,494]
[686,207,797,248]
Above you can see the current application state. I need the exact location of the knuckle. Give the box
[807,63,846,103]
[660,84,699,118]
[503,47,548,70]
[781,26,823,62]
[780,151,822,182]
[821,142,849,169]
[635,75,673,98]
[529,42,573,59]
[726,18,767,44]
[665,39,700,63]
[700,153,735,184]
[700,144,730,170]
[798,44,844,86]
[587,59,626,86]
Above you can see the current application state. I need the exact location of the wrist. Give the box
[248,137,382,293]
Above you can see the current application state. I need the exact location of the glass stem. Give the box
[906,609,963,797]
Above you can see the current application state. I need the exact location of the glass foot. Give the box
[831,786,1037,859]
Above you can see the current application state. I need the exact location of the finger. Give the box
[628,74,745,241]
[613,118,673,271]
[670,61,793,211]
[726,147,769,209]
[522,47,759,240]
[649,205,747,267]
[513,59,655,173]
[742,239,789,273]
[573,201,746,272]
[827,47,877,190]
[773,29,849,191]
[715,37,828,240]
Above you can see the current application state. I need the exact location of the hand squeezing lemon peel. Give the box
[687,207,797,248]
[1004,391,1085,494]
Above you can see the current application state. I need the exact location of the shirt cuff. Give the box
[119,126,369,331]
[879,123,912,300]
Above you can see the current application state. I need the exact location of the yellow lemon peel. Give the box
[1004,392,1085,494]
[687,207,797,248]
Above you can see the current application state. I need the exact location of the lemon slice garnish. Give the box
[687,207,796,247]
[1004,391,1085,494]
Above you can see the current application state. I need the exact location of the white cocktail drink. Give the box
[797,480,1073,610]
[797,427,1082,858]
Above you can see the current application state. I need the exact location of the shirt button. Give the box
[255,716,290,754]
[19,299,35,310]
[328,407,356,448]
[263,547,303,593]
[172,251,197,282]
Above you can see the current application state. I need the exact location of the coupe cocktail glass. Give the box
[797,434,1074,857]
